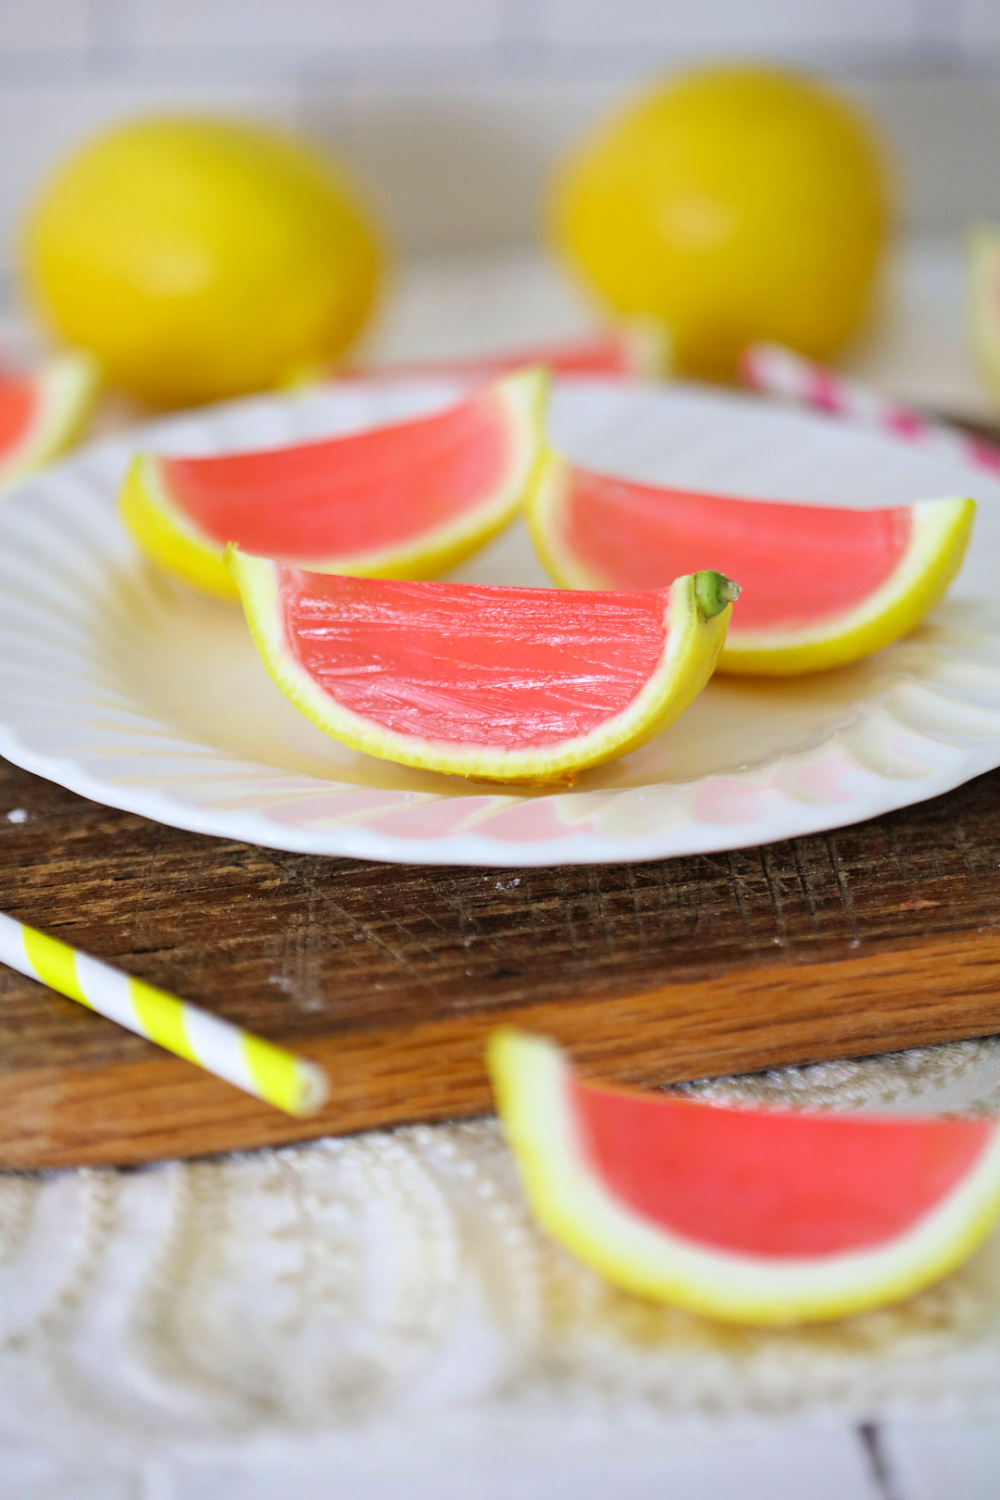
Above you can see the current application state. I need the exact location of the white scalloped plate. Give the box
[2,377,1000,867]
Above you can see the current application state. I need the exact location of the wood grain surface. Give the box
[3,742,1000,1168]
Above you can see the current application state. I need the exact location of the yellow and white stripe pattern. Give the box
[0,913,329,1117]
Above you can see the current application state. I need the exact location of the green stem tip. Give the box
[694,571,741,621]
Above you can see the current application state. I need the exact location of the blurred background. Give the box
[3,0,998,254]
[3,0,1000,413]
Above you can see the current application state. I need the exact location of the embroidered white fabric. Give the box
[3,1036,1000,1497]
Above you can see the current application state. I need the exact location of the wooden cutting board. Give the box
[3,734,1000,1169]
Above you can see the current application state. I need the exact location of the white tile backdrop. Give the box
[0,1,999,262]
[537,0,918,52]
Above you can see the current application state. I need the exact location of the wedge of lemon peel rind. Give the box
[118,368,550,601]
[527,451,975,677]
[488,1029,1000,1325]
[0,350,100,492]
[968,224,1000,406]
[225,553,737,785]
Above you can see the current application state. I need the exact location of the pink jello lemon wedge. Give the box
[225,558,737,785]
[119,369,547,599]
[0,351,99,492]
[347,323,670,382]
[528,453,974,675]
[489,1029,1000,1325]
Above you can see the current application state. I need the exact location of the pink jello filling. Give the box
[279,571,670,749]
[362,333,634,382]
[0,375,35,454]
[572,1078,993,1258]
[562,468,914,632]
[162,389,510,559]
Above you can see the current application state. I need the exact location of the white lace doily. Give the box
[4,1034,1000,1498]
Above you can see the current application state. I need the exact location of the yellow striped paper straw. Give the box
[0,912,329,1117]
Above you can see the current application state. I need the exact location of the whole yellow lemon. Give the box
[22,116,383,406]
[550,66,891,381]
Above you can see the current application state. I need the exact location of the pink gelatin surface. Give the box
[561,467,914,632]
[279,571,671,748]
[356,332,638,382]
[162,388,511,560]
[571,1078,994,1258]
[0,375,35,455]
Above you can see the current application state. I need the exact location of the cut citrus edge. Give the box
[618,316,673,379]
[118,367,550,601]
[967,223,1000,404]
[0,351,101,492]
[119,449,240,599]
[488,1029,1000,1325]
[526,451,976,676]
[226,556,734,784]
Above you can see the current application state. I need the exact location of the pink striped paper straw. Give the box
[740,341,1000,480]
